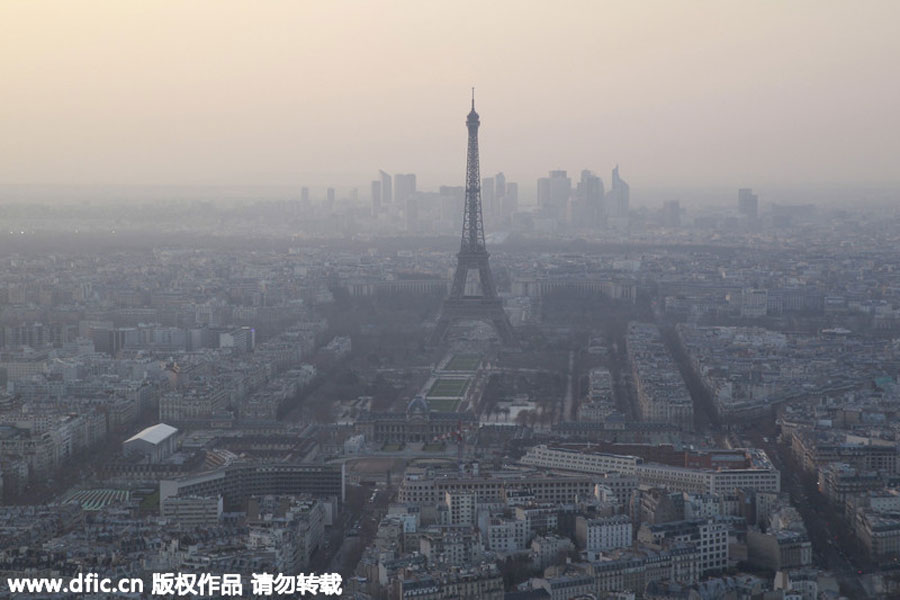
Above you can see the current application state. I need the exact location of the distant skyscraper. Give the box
[371,180,382,214]
[380,170,392,207]
[394,173,416,207]
[394,173,416,227]
[738,188,759,219]
[482,176,496,220]
[495,172,506,199]
[406,191,420,231]
[537,177,551,211]
[439,185,465,227]
[300,186,310,209]
[576,169,605,227]
[325,187,335,212]
[608,165,630,218]
[502,181,519,222]
[537,170,571,222]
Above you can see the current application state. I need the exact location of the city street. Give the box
[747,427,871,599]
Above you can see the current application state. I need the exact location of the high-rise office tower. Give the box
[537,170,572,223]
[495,172,506,199]
[394,173,416,207]
[371,180,382,214]
[502,181,519,222]
[608,165,630,217]
[394,173,417,228]
[575,169,605,227]
[738,188,759,219]
[380,170,392,207]
[439,185,465,228]
[537,177,551,211]
[325,188,335,213]
[406,191,420,231]
[482,176,496,220]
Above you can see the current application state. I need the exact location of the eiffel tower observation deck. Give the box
[430,91,515,346]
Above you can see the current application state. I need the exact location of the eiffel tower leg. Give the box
[430,316,451,346]
[492,313,515,345]
[478,263,498,298]
[450,263,468,297]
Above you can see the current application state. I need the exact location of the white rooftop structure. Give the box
[124,423,178,446]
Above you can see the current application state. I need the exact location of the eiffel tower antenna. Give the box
[430,93,515,346]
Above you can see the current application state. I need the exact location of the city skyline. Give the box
[6,3,900,597]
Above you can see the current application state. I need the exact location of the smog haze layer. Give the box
[1,0,899,193]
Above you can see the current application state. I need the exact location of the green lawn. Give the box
[426,397,461,412]
[427,378,470,398]
[445,354,481,372]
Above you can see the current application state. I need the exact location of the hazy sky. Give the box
[2,0,899,192]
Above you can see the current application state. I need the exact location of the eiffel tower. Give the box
[430,92,515,346]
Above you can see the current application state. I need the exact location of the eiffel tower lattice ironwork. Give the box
[430,92,515,345]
